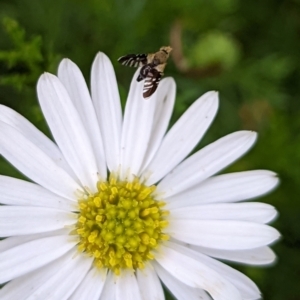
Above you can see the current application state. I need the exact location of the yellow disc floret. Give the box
[75,174,169,275]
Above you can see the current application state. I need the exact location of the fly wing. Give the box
[143,68,162,98]
[137,64,152,82]
[118,53,148,68]
[143,63,166,98]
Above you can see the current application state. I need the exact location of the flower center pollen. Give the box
[76,175,169,275]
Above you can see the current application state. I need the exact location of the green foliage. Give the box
[188,31,241,70]
[0,17,43,90]
[0,0,300,298]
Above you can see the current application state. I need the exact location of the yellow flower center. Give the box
[75,175,169,275]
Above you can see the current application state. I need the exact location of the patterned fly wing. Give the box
[118,53,148,68]
[137,64,152,82]
[143,68,162,98]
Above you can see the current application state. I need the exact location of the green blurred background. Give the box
[0,0,299,299]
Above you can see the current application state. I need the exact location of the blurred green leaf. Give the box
[0,17,43,90]
[187,30,241,69]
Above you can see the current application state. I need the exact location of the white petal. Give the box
[27,254,92,300]
[69,267,107,300]
[120,69,157,180]
[155,243,242,300]
[0,229,70,252]
[37,73,99,192]
[0,250,74,299]
[116,269,142,300]
[167,241,261,300]
[166,170,279,209]
[0,175,77,211]
[140,78,176,171]
[157,131,257,198]
[166,220,280,250]
[136,263,164,300]
[58,59,107,179]
[191,245,276,266]
[0,121,82,200]
[144,91,219,185]
[0,234,77,284]
[0,105,77,179]
[154,261,211,300]
[91,52,122,173]
[100,271,116,300]
[0,206,76,237]
[169,202,278,224]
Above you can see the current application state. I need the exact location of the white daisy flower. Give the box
[0,52,280,300]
